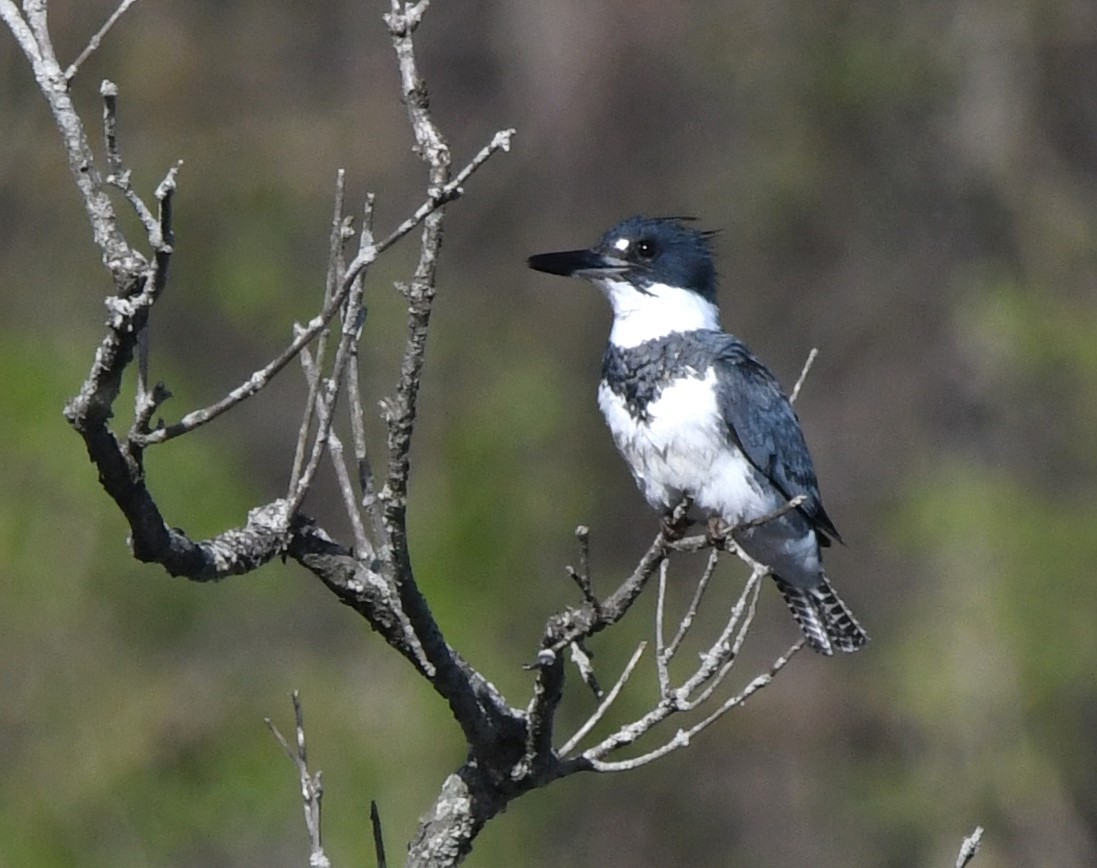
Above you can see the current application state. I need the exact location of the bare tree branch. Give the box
[3,2,828,865]
[298,344,370,556]
[586,637,803,772]
[266,692,332,868]
[790,346,819,404]
[1,0,139,276]
[559,642,647,755]
[956,826,984,868]
[65,0,140,82]
[290,170,348,494]
[134,129,513,449]
[370,801,388,868]
[666,548,719,657]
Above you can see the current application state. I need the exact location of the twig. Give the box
[135,129,514,449]
[733,494,807,533]
[287,278,366,517]
[789,346,818,404]
[674,569,764,711]
[298,345,371,556]
[290,170,347,494]
[137,261,356,446]
[337,127,515,307]
[266,692,331,868]
[574,567,777,770]
[129,161,181,435]
[370,801,388,868]
[559,642,647,756]
[545,528,670,655]
[566,525,599,609]
[955,826,984,868]
[568,641,602,698]
[101,80,159,240]
[346,194,389,547]
[65,0,140,82]
[2,2,135,269]
[585,638,803,772]
[654,559,672,695]
[666,548,719,658]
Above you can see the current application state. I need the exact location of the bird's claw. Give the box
[705,516,731,545]
[660,512,693,541]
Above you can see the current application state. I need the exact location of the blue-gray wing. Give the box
[710,335,842,544]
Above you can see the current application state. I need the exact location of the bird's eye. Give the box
[635,238,656,259]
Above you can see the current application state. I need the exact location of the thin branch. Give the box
[582,571,763,759]
[130,160,181,435]
[789,346,818,404]
[136,129,514,449]
[370,801,388,868]
[347,194,387,542]
[100,80,159,238]
[585,639,803,772]
[674,570,764,711]
[2,2,137,277]
[64,0,140,82]
[543,498,691,655]
[298,345,371,556]
[955,826,984,868]
[566,525,598,609]
[137,272,356,446]
[338,127,515,308]
[654,559,672,696]
[0,4,37,63]
[666,548,719,658]
[266,692,332,868]
[288,314,360,517]
[732,493,806,533]
[290,170,347,494]
[567,641,602,698]
[559,642,647,756]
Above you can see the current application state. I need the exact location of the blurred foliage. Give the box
[2,1,1097,866]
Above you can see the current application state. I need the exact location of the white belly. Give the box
[597,370,769,521]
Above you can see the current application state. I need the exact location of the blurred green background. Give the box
[3,1,1096,865]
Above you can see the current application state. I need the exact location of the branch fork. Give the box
[2,1,821,864]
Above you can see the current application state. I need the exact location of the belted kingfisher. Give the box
[528,216,867,655]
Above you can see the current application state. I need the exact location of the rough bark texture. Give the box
[2,2,818,864]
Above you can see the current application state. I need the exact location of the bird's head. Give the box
[529,216,721,347]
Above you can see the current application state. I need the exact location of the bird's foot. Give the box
[705,516,731,545]
[660,511,693,541]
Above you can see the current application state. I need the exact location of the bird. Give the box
[528,215,868,655]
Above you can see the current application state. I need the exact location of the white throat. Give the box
[598,278,721,348]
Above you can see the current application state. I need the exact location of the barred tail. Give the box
[774,574,869,655]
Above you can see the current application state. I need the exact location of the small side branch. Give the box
[370,801,388,868]
[789,347,818,405]
[583,637,802,772]
[65,0,141,82]
[1,0,136,272]
[558,642,647,755]
[566,525,598,609]
[267,692,332,868]
[548,503,806,776]
[289,169,348,495]
[955,826,984,868]
[542,498,691,655]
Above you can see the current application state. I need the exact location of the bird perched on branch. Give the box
[528,216,867,655]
